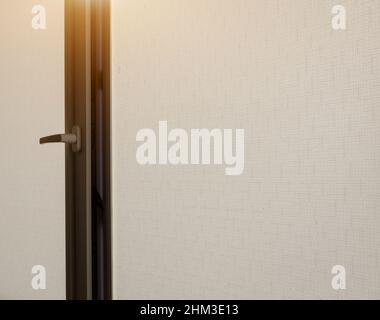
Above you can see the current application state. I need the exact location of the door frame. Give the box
[65,0,93,300]
[65,0,112,300]
[90,0,112,300]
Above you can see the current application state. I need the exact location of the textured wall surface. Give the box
[112,0,380,299]
[0,0,65,299]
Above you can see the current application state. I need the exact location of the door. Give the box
[0,0,92,299]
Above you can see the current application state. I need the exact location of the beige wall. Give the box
[0,0,65,299]
[111,0,380,299]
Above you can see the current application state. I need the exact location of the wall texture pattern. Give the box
[112,0,380,299]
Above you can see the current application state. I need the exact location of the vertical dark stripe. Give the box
[91,0,112,300]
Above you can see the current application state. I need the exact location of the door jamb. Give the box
[65,0,93,300]
[91,0,112,300]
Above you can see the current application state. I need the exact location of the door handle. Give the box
[40,125,81,153]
